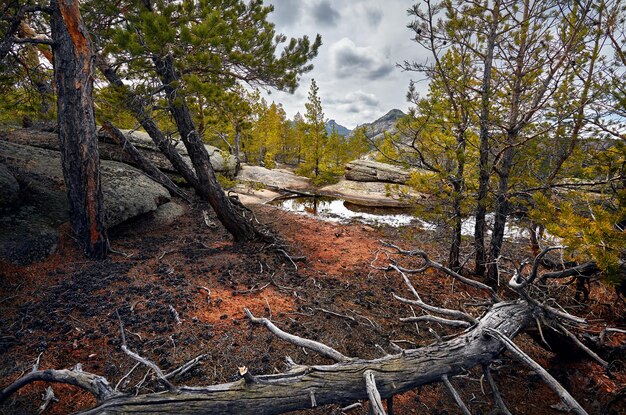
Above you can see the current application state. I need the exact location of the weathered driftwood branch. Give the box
[2,301,533,414]
[555,323,608,368]
[164,354,207,380]
[485,328,589,415]
[482,365,512,415]
[380,241,500,300]
[441,375,472,415]
[38,385,58,414]
[540,261,601,280]
[363,370,386,415]
[399,314,472,328]
[394,294,477,324]
[0,367,117,403]
[509,246,564,289]
[244,308,350,363]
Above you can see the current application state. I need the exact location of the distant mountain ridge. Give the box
[325,119,351,137]
[322,109,407,139]
[356,109,406,140]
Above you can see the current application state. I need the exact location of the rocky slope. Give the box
[356,109,406,140]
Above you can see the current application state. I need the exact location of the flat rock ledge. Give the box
[320,179,425,208]
[345,159,416,184]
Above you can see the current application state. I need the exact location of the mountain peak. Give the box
[325,119,351,136]
[378,109,406,122]
[356,109,406,139]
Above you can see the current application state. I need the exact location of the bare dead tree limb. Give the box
[244,308,351,363]
[485,328,589,415]
[363,370,386,415]
[442,375,472,415]
[0,368,116,404]
[482,365,512,415]
[400,315,472,328]
[380,241,500,301]
[555,323,608,368]
[394,294,477,324]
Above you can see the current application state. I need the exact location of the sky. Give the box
[264,0,429,129]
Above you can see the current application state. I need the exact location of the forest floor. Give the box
[0,201,624,414]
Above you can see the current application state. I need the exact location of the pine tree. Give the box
[93,0,321,242]
[302,79,327,178]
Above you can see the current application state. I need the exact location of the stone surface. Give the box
[236,164,311,190]
[0,141,172,265]
[320,179,425,208]
[0,127,238,177]
[151,201,186,227]
[0,164,19,208]
[116,129,238,176]
[345,159,413,184]
[0,141,171,228]
[232,187,282,205]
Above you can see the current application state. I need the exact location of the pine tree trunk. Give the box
[486,147,514,283]
[51,0,108,259]
[154,54,259,242]
[474,0,500,277]
[449,129,466,270]
[95,58,200,189]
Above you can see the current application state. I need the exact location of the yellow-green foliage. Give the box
[216,173,238,190]
[531,191,625,285]
[263,152,276,169]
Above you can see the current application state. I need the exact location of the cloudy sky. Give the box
[265,0,429,129]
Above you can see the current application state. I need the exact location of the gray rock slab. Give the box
[0,163,19,208]
[320,179,425,208]
[0,141,172,265]
[236,165,311,190]
[345,160,414,184]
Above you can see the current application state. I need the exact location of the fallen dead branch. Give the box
[0,242,607,414]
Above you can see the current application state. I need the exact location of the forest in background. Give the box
[0,0,625,414]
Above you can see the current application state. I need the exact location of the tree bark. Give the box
[51,0,108,259]
[69,301,531,414]
[99,122,192,203]
[487,147,514,283]
[448,130,466,270]
[474,0,500,277]
[95,58,200,189]
[153,54,260,242]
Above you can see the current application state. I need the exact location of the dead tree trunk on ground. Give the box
[1,244,603,414]
[51,0,108,259]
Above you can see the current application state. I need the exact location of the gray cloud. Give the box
[312,1,340,27]
[325,91,381,120]
[269,0,302,27]
[330,38,394,80]
[264,0,419,128]
[364,7,383,27]
[327,91,380,107]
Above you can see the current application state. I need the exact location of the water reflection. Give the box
[269,196,556,242]
[270,196,415,227]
